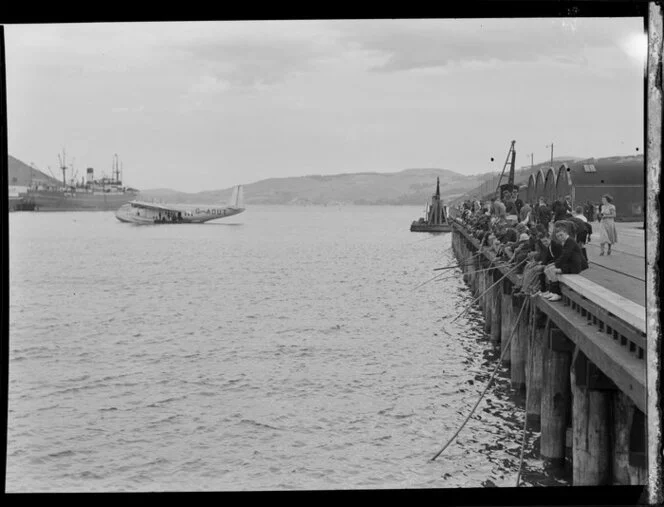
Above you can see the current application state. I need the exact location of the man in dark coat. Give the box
[541,222,586,301]
[554,223,586,274]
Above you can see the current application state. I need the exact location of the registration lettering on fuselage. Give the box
[193,208,226,215]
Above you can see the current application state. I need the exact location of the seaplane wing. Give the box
[115,185,245,224]
[127,200,177,212]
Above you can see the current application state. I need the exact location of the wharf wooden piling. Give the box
[489,269,501,343]
[460,238,470,284]
[540,325,573,462]
[482,265,492,333]
[472,254,480,297]
[612,391,647,485]
[477,263,486,315]
[510,294,529,390]
[467,253,476,292]
[571,352,613,485]
[525,306,545,429]
[510,295,529,390]
[500,279,513,365]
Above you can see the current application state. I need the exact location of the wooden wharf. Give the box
[450,219,648,486]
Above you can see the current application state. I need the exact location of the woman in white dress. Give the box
[598,194,618,255]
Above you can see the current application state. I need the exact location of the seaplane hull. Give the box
[115,185,245,225]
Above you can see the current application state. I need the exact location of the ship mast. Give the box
[112,153,123,183]
[57,149,67,188]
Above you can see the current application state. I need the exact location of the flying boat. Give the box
[115,185,245,224]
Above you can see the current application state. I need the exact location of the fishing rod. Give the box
[411,255,502,292]
[449,258,528,324]
[435,263,510,280]
[431,296,530,462]
[432,251,484,271]
[411,271,452,292]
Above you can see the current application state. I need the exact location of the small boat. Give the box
[410,177,452,233]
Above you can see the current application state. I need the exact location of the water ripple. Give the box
[7,207,568,492]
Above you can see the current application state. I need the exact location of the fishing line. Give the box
[433,264,511,287]
[450,258,528,323]
[430,296,530,462]
[433,251,484,271]
[412,255,506,292]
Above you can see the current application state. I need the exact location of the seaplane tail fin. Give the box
[228,185,244,209]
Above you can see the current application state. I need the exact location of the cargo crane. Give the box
[495,140,518,199]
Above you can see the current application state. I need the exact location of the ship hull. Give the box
[410,221,452,233]
[26,191,139,211]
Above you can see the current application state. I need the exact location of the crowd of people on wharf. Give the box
[454,190,619,302]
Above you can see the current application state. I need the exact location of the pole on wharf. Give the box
[612,391,648,485]
[571,351,613,485]
[510,293,529,390]
[500,278,513,365]
[540,324,572,463]
[525,305,545,431]
[489,268,501,343]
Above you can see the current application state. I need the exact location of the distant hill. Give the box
[9,153,601,206]
[139,168,490,206]
[8,155,60,187]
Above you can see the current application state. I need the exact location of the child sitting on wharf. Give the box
[540,222,587,302]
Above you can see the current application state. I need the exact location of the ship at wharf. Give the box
[447,216,648,487]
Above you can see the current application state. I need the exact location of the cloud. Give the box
[111,105,145,113]
[160,20,346,89]
[331,18,645,73]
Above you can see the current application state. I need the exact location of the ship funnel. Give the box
[86,168,94,183]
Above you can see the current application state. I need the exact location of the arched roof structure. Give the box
[543,167,557,203]
[556,164,573,200]
[534,169,547,201]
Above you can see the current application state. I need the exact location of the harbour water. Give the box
[7,206,570,492]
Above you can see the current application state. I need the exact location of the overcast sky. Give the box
[5,18,647,193]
